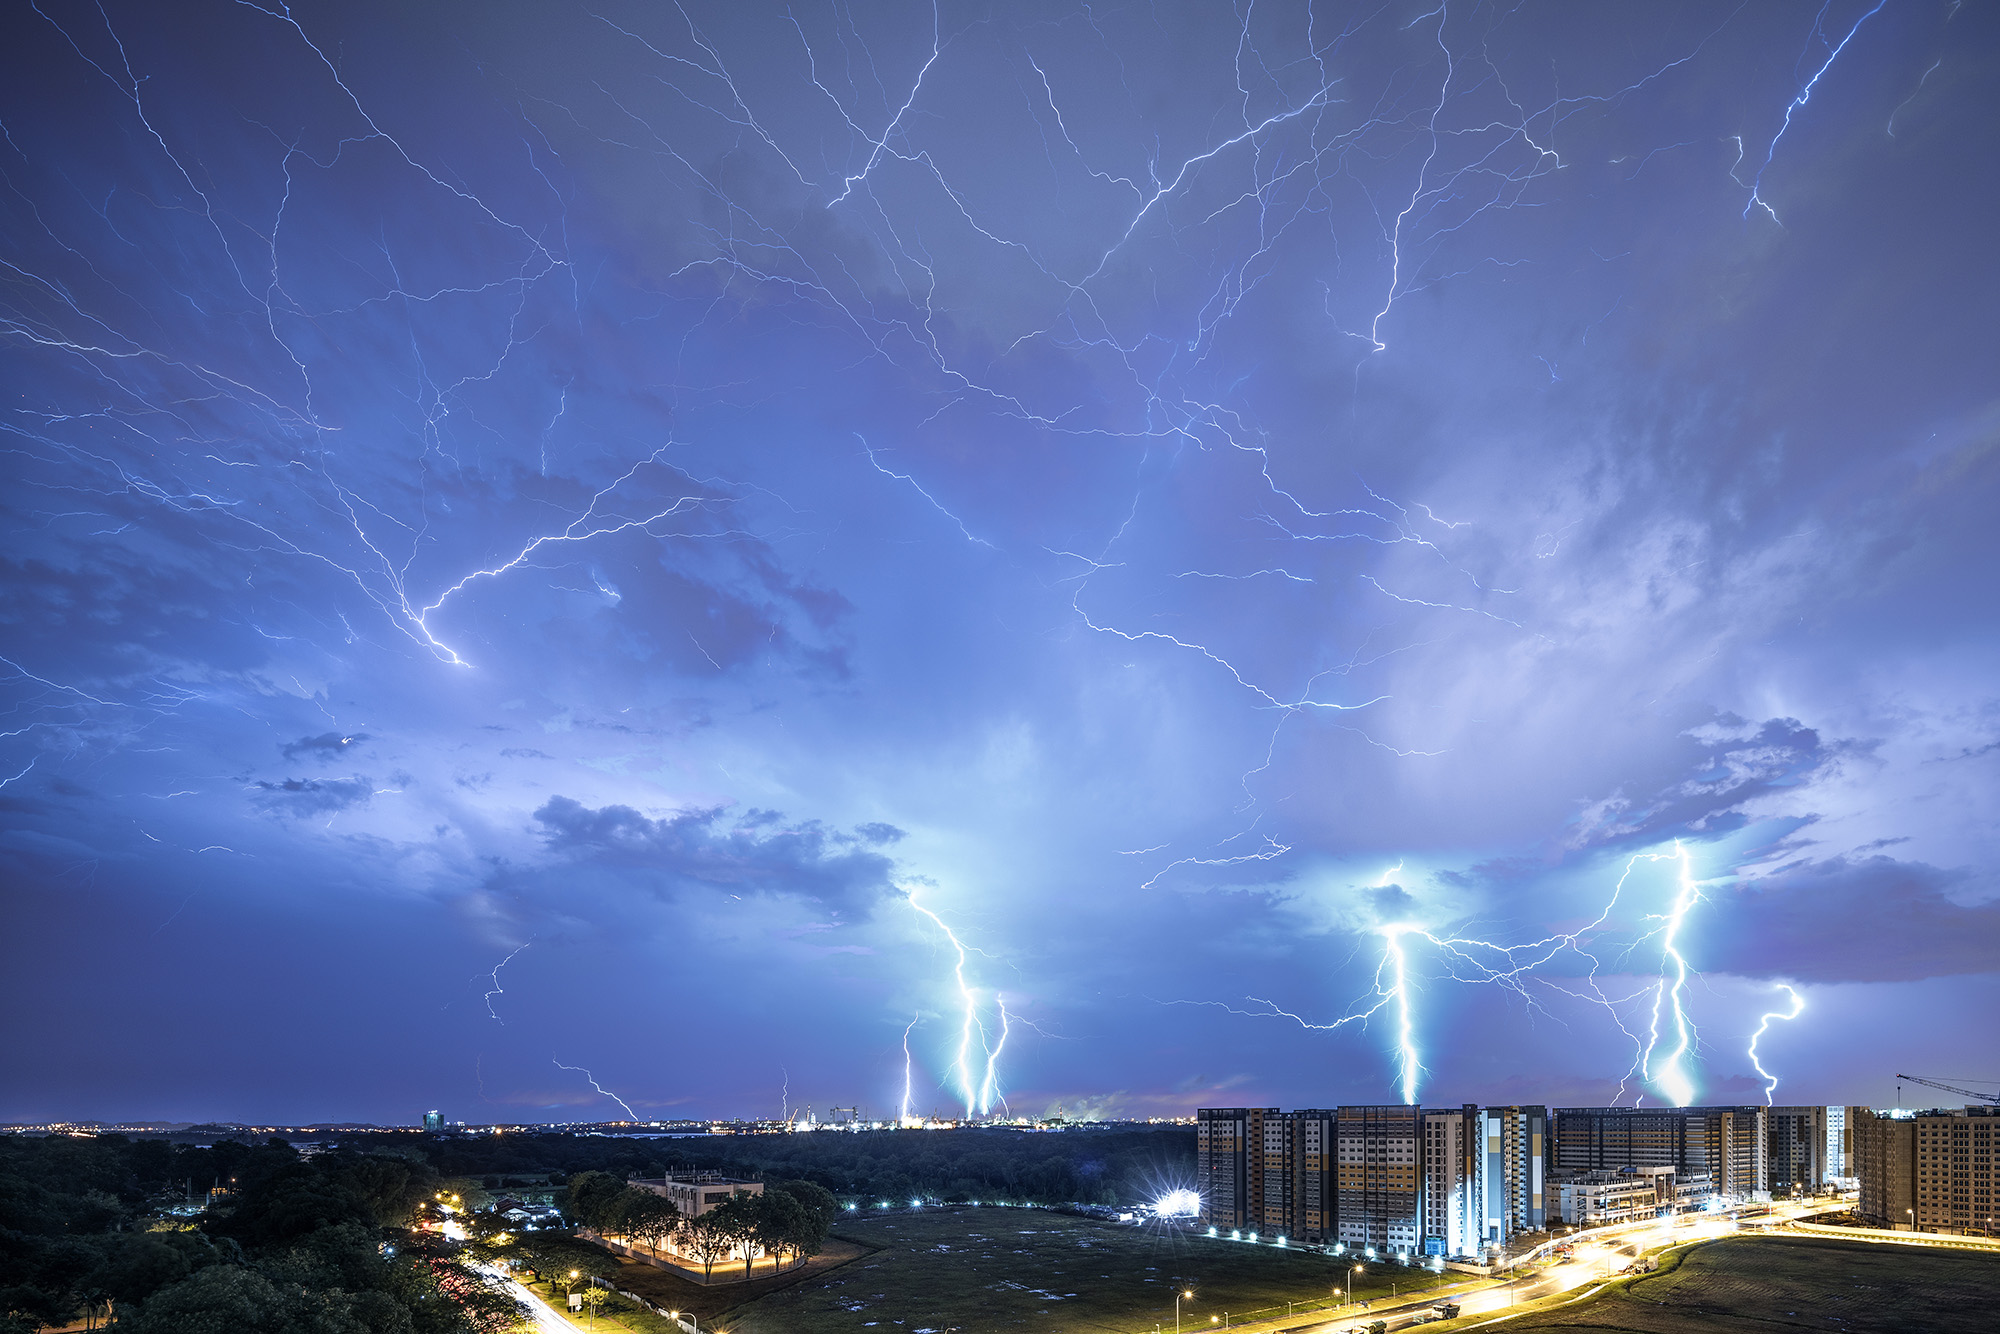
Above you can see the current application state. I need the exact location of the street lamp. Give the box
[1177,1289,1193,1334]
[1347,1262,1363,1305]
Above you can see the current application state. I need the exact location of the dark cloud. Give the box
[282,732,369,762]
[531,796,899,910]
[1569,716,1851,850]
[1368,885,1419,924]
[1708,856,2000,983]
[251,777,373,817]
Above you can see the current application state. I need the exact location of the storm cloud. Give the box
[3,0,1996,1122]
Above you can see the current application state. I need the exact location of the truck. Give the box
[1431,1302,1462,1319]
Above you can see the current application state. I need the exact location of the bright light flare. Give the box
[1154,1188,1201,1217]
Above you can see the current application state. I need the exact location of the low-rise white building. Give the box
[1555,1167,1711,1226]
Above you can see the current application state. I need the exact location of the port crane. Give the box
[1895,1074,2000,1106]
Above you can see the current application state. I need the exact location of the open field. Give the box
[1458,1235,2000,1334]
[718,1206,1472,1333]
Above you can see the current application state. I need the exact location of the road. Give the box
[479,1263,587,1334]
[1288,1198,1846,1333]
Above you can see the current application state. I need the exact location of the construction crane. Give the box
[1895,1074,2000,1106]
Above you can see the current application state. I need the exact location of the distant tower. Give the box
[422,1110,444,1132]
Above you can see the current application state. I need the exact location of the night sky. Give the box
[4,1,1996,1127]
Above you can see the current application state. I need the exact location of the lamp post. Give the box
[1347,1262,1363,1305]
[1176,1289,1192,1334]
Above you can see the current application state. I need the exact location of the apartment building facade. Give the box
[1196,1107,1279,1234]
[1854,1105,1998,1236]
[1199,1103,1545,1259]
[1766,1105,1829,1196]
[1551,1105,1768,1201]
[1335,1104,1421,1253]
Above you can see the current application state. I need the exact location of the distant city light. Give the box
[1153,1188,1201,1217]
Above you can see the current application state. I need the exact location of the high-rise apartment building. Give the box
[1335,1104,1421,1252]
[1766,1106,1828,1196]
[1419,1105,1548,1256]
[1286,1109,1338,1243]
[1827,1105,1850,1180]
[1480,1106,1549,1238]
[1420,1107,1481,1257]
[1912,1107,1998,1235]
[1853,1106,1917,1229]
[1855,1105,1998,1236]
[1551,1105,1767,1201]
[1196,1107,1279,1234]
[1200,1102,1544,1258]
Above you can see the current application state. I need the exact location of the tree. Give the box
[704,1193,767,1279]
[557,1172,627,1233]
[618,1192,681,1259]
[673,1212,735,1282]
[764,1181,834,1267]
[752,1190,809,1270]
[512,1232,616,1286]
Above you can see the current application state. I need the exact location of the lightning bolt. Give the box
[1380,925,1423,1105]
[552,1058,639,1121]
[479,941,530,1023]
[899,1012,921,1125]
[1743,0,1890,223]
[905,886,1006,1118]
[1183,842,1731,1107]
[1639,842,1704,1108]
[1747,983,1805,1106]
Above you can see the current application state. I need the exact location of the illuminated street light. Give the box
[1176,1288,1193,1334]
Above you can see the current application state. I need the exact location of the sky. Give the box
[3,0,1997,1128]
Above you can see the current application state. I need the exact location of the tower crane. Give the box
[1894,1074,2000,1106]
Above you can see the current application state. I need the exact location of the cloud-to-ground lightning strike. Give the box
[1379,925,1423,1106]
[1,0,1947,1128]
[552,1059,640,1121]
[905,887,1007,1118]
[898,1012,921,1125]
[1191,840,1766,1107]
[1747,983,1806,1106]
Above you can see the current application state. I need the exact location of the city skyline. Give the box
[4,0,1998,1127]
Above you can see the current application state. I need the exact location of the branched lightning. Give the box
[905,887,1008,1118]
[0,0,1900,1111]
[1186,841,1747,1106]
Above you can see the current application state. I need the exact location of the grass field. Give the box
[1476,1235,2000,1334]
[718,1206,1471,1333]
